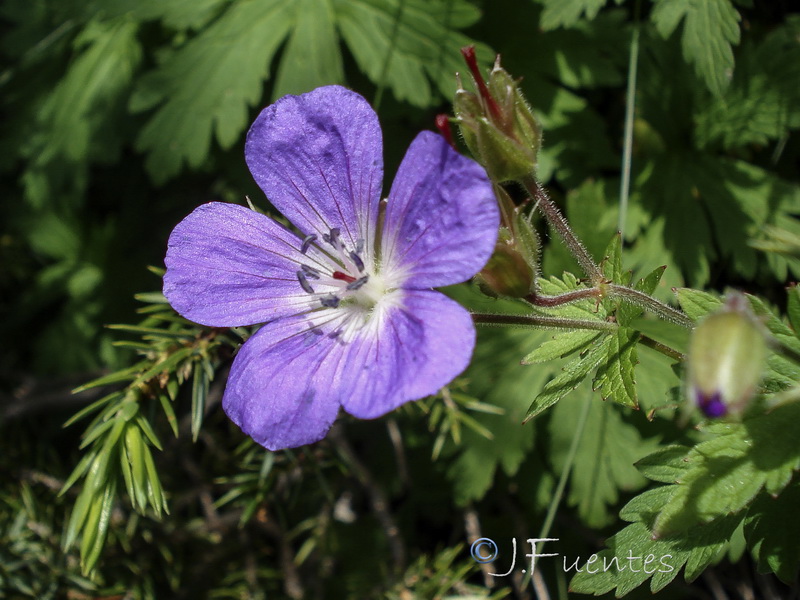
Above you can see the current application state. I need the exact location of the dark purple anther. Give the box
[301,264,321,279]
[323,227,341,246]
[300,234,317,254]
[349,251,365,273]
[320,295,340,309]
[296,271,315,294]
[346,276,369,291]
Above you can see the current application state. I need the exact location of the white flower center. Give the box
[294,227,400,342]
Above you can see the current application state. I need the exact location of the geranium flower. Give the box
[163,85,498,450]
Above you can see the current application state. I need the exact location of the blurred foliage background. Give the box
[1,0,799,598]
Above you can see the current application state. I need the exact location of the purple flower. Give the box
[163,86,499,450]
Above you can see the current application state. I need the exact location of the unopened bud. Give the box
[687,293,767,418]
[476,187,540,298]
[454,47,542,182]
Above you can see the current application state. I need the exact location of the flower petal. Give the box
[164,202,331,327]
[339,289,475,418]
[222,290,474,449]
[222,317,343,450]
[380,131,498,288]
[245,85,383,255]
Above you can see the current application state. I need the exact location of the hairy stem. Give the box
[607,284,694,329]
[520,175,604,283]
[525,286,601,308]
[472,313,617,332]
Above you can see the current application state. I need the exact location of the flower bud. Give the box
[475,186,540,298]
[687,293,767,418]
[453,47,542,182]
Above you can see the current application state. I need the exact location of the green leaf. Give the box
[787,285,800,335]
[674,288,722,321]
[80,478,116,575]
[525,336,611,420]
[32,18,142,166]
[191,362,209,442]
[336,0,491,106]
[272,0,343,98]
[521,329,602,364]
[746,293,800,353]
[537,0,609,31]
[133,346,194,385]
[133,0,491,182]
[71,364,145,394]
[635,445,692,484]
[132,0,295,183]
[132,0,230,31]
[134,414,163,452]
[158,393,180,438]
[651,0,741,96]
[744,478,800,583]
[652,401,800,537]
[569,515,742,596]
[593,327,638,408]
[694,21,800,149]
[549,395,657,527]
[123,423,149,512]
[601,232,624,282]
[142,442,167,516]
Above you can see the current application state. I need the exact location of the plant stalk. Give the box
[607,284,694,329]
[472,312,617,332]
[520,175,604,283]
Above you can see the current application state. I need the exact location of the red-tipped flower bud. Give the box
[454,47,542,182]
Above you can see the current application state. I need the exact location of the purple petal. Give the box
[164,202,329,327]
[222,290,475,449]
[338,290,475,418]
[223,317,343,450]
[380,131,499,289]
[245,85,383,252]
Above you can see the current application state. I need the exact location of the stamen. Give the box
[332,271,356,283]
[300,234,317,254]
[349,251,365,273]
[320,295,341,309]
[301,264,321,279]
[346,276,369,291]
[296,271,315,294]
[323,227,341,247]
[355,239,365,254]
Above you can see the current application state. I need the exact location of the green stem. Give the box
[520,175,604,283]
[607,284,694,329]
[526,387,593,592]
[472,313,617,332]
[638,334,685,362]
[618,0,641,236]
